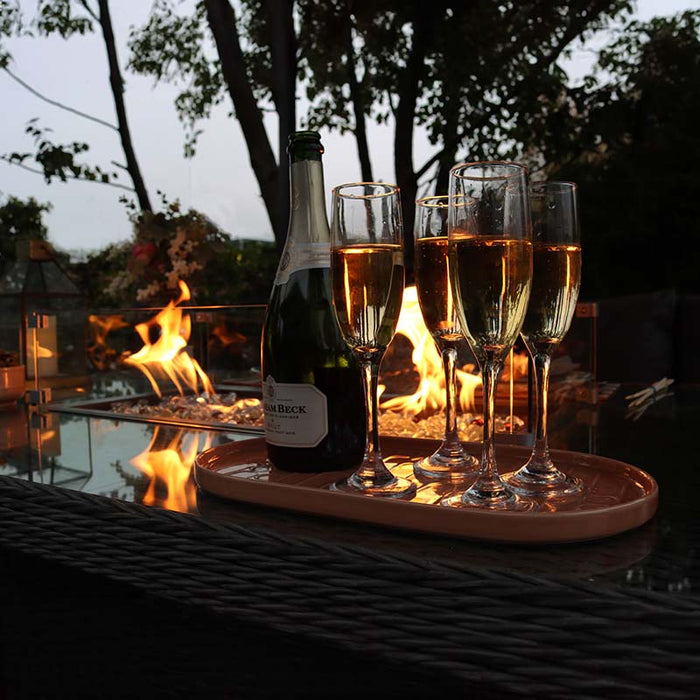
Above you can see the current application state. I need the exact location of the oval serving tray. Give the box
[194,437,658,544]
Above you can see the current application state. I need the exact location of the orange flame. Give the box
[209,323,247,350]
[87,313,130,370]
[35,344,54,359]
[380,286,481,416]
[130,427,210,512]
[502,348,529,381]
[124,280,214,398]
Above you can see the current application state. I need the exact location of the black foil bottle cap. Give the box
[288,130,324,162]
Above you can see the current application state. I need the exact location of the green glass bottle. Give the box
[260,131,365,472]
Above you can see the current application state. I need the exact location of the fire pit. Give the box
[49,282,537,444]
[51,383,265,433]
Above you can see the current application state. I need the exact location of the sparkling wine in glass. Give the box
[412,195,478,481]
[442,162,533,510]
[330,182,416,498]
[505,181,583,499]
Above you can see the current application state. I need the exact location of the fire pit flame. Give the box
[124,280,215,398]
[113,281,525,440]
[380,286,481,417]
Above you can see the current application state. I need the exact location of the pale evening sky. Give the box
[0,0,697,254]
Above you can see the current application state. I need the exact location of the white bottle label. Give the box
[274,242,330,286]
[263,376,328,447]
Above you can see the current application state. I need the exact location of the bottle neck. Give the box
[288,159,330,244]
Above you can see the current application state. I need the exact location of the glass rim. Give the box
[530,180,578,194]
[449,160,529,182]
[332,181,400,199]
[415,194,475,208]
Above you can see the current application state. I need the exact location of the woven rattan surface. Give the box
[1,475,698,699]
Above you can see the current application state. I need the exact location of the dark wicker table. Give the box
[1,383,699,699]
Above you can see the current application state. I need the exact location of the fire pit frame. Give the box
[49,382,535,445]
[49,383,264,434]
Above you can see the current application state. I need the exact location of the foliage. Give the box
[72,233,277,310]
[528,10,700,298]
[3,119,120,185]
[70,241,132,308]
[128,0,284,159]
[0,193,51,271]
[196,237,277,305]
[126,0,632,258]
[79,194,277,308]
[129,1,630,161]
[0,0,22,68]
[1,0,150,207]
[127,0,225,158]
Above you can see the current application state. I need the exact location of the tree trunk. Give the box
[344,9,373,181]
[265,0,296,250]
[96,0,151,212]
[204,0,281,246]
[434,91,459,195]
[393,1,432,280]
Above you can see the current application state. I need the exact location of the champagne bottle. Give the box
[261,131,365,472]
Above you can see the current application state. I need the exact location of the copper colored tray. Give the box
[194,437,658,543]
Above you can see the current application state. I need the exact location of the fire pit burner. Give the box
[50,385,265,434]
[51,386,527,443]
[110,392,264,427]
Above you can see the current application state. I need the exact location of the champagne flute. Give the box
[329,182,416,498]
[413,195,479,481]
[505,182,583,498]
[442,162,533,510]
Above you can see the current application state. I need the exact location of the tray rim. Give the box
[194,437,658,544]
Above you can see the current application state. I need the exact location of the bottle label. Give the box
[275,242,330,286]
[262,376,328,447]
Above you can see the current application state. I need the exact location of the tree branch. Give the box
[0,156,135,192]
[78,0,99,23]
[96,0,152,211]
[2,67,118,131]
[415,1,623,180]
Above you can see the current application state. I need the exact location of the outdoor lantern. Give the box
[0,240,89,389]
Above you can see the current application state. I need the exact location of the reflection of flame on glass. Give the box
[124,280,214,398]
[26,315,58,378]
[29,413,61,457]
[502,348,529,381]
[130,427,211,512]
[209,323,247,350]
[87,313,130,370]
[35,345,54,359]
[380,286,481,417]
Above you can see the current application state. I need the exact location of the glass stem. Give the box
[442,347,461,450]
[478,359,502,490]
[357,357,392,483]
[531,352,553,471]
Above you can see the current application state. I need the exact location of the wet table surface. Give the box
[1,376,699,698]
[1,375,697,590]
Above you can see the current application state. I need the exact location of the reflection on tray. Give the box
[195,437,658,544]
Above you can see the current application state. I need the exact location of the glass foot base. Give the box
[440,485,534,511]
[505,467,583,500]
[331,473,416,499]
[413,453,478,482]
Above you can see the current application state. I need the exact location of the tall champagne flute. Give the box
[330,183,416,498]
[506,182,583,498]
[443,162,533,510]
[413,195,478,481]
